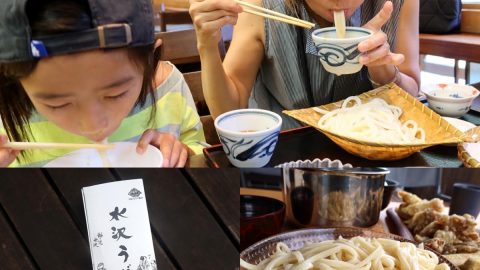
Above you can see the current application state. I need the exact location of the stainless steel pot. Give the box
[283,167,389,227]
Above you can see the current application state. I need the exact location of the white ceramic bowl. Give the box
[311,27,373,76]
[423,83,480,118]
[44,142,163,167]
[214,109,282,167]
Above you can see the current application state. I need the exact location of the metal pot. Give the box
[283,167,389,228]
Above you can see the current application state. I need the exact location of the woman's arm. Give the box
[366,0,420,96]
[190,0,265,118]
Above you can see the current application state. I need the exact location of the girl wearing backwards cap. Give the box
[0,0,205,167]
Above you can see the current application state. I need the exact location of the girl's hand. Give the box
[189,0,242,48]
[136,130,193,168]
[0,135,20,167]
[359,1,405,67]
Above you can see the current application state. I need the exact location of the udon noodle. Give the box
[98,138,111,167]
[316,97,425,144]
[240,236,450,270]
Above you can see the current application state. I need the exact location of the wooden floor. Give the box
[0,169,240,270]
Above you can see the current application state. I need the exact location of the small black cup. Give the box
[381,179,400,210]
[449,183,480,217]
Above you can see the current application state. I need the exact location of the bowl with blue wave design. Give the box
[311,27,373,76]
[214,109,282,167]
[423,83,480,118]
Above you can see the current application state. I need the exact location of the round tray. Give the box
[240,227,459,269]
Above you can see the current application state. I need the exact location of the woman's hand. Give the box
[358,1,404,67]
[0,135,20,167]
[136,130,193,168]
[189,0,242,49]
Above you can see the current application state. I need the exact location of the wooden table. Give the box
[420,33,480,64]
[0,169,239,270]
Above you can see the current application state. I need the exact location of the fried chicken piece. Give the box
[423,237,446,254]
[418,219,445,238]
[398,190,423,204]
[405,208,445,234]
[439,214,480,242]
[397,191,444,220]
[444,243,479,254]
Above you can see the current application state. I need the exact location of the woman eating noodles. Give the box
[189,0,420,129]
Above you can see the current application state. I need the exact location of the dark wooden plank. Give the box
[0,206,37,270]
[45,168,176,270]
[44,169,116,237]
[184,169,240,244]
[113,169,238,270]
[0,169,91,269]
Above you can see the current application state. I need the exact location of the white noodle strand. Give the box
[317,98,425,144]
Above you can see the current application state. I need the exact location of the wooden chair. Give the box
[155,29,226,72]
[419,6,480,84]
[158,6,192,32]
[183,71,220,145]
[156,0,189,9]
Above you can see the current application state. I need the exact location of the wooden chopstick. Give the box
[235,0,315,29]
[2,142,115,150]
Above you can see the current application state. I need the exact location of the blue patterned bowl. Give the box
[214,109,282,167]
[423,83,480,118]
[311,27,373,76]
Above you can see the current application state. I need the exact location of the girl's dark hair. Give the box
[0,0,157,145]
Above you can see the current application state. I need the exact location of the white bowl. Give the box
[311,27,373,75]
[214,109,282,167]
[44,142,163,167]
[423,83,480,118]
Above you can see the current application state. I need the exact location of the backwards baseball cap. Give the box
[0,0,155,62]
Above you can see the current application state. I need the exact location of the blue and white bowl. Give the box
[423,83,480,118]
[311,27,373,76]
[214,109,282,167]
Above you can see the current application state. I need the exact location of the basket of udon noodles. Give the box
[283,83,467,160]
[240,227,458,270]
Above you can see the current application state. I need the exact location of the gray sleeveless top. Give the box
[249,0,404,129]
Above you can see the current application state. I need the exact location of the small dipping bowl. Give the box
[423,83,480,118]
[311,26,373,76]
[240,195,286,251]
[382,179,401,210]
[214,109,282,167]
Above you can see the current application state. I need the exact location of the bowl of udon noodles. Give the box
[283,83,467,160]
[240,227,459,270]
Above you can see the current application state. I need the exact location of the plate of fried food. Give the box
[240,227,458,269]
[392,191,480,269]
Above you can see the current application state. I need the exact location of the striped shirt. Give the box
[7,62,205,167]
[249,0,404,129]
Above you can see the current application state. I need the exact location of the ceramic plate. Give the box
[240,228,459,269]
[443,117,476,133]
[44,142,163,167]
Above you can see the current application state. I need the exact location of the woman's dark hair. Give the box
[0,0,157,145]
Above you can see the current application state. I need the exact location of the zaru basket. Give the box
[458,126,480,168]
[283,84,466,160]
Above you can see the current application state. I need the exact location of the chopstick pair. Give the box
[235,0,315,29]
[2,142,115,151]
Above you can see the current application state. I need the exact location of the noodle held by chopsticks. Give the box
[317,97,425,144]
[240,236,450,270]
